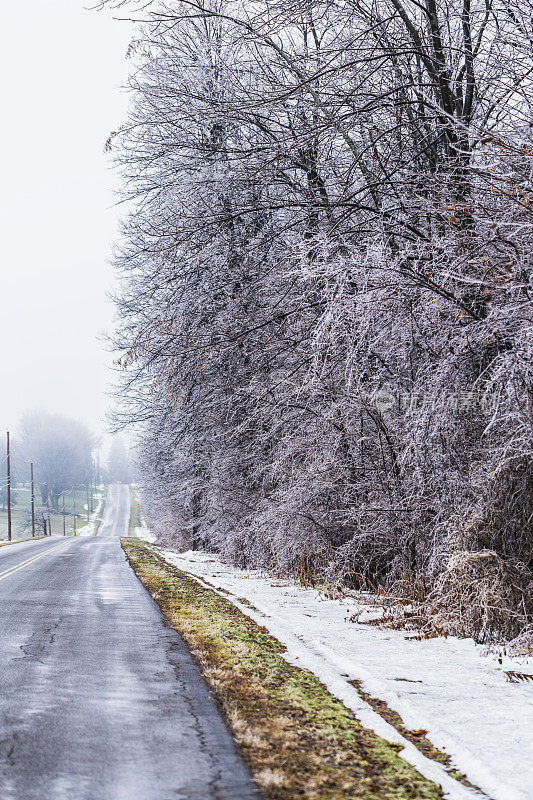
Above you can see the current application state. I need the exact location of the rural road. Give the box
[0,483,259,800]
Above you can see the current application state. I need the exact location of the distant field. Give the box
[0,487,104,541]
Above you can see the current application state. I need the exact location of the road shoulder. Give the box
[0,535,49,549]
[122,537,445,800]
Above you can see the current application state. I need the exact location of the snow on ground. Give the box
[77,494,104,537]
[159,548,532,800]
[135,526,156,543]
[135,512,156,543]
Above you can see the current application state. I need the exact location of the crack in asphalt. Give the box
[0,731,20,768]
[18,616,64,665]
[0,485,260,800]
[164,623,226,800]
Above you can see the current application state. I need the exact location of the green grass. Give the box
[0,485,105,540]
[0,535,48,548]
[122,538,445,800]
[0,509,79,538]
[129,486,140,537]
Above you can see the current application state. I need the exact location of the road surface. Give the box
[0,484,259,800]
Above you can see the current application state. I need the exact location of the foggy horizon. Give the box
[0,2,529,798]
[0,1,134,440]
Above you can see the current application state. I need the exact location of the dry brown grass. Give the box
[425,549,532,643]
[348,681,485,795]
[122,538,445,800]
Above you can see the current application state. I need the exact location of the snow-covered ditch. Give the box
[77,493,104,537]
[158,548,532,800]
[135,516,156,543]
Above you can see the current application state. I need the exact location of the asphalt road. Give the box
[0,484,260,800]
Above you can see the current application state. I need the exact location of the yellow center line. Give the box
[0,541,72,583]
[0,543,67,578]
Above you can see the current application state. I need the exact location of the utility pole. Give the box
[62,493,66,536]
[6,432,11,541]
[30,462,35,538]
[73,488,76,536]
[45,484,52,536]
[86,482,90,522]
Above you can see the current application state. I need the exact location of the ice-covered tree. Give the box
[109,0,533,642]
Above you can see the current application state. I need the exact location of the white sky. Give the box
[0,1,136,442]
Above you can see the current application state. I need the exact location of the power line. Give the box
[7,432,12,541]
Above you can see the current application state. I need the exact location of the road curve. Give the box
[0,483,259,800]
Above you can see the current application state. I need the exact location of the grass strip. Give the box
[128,487,140,537]
[0,535,48,548]
[121,538,445,800]
[348,681,485,794]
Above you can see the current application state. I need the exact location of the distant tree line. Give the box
[109,0,532,643]
[17,411,96,509]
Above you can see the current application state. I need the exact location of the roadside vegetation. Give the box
[0,485,103,540]
[348,681,479,793]
[122,538,445,800]
[0,535,48,548]
[1,410,103,542]
[128,486,140,537]
[110,0,533,647]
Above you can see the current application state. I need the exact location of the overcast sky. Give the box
[0,1,135,443]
